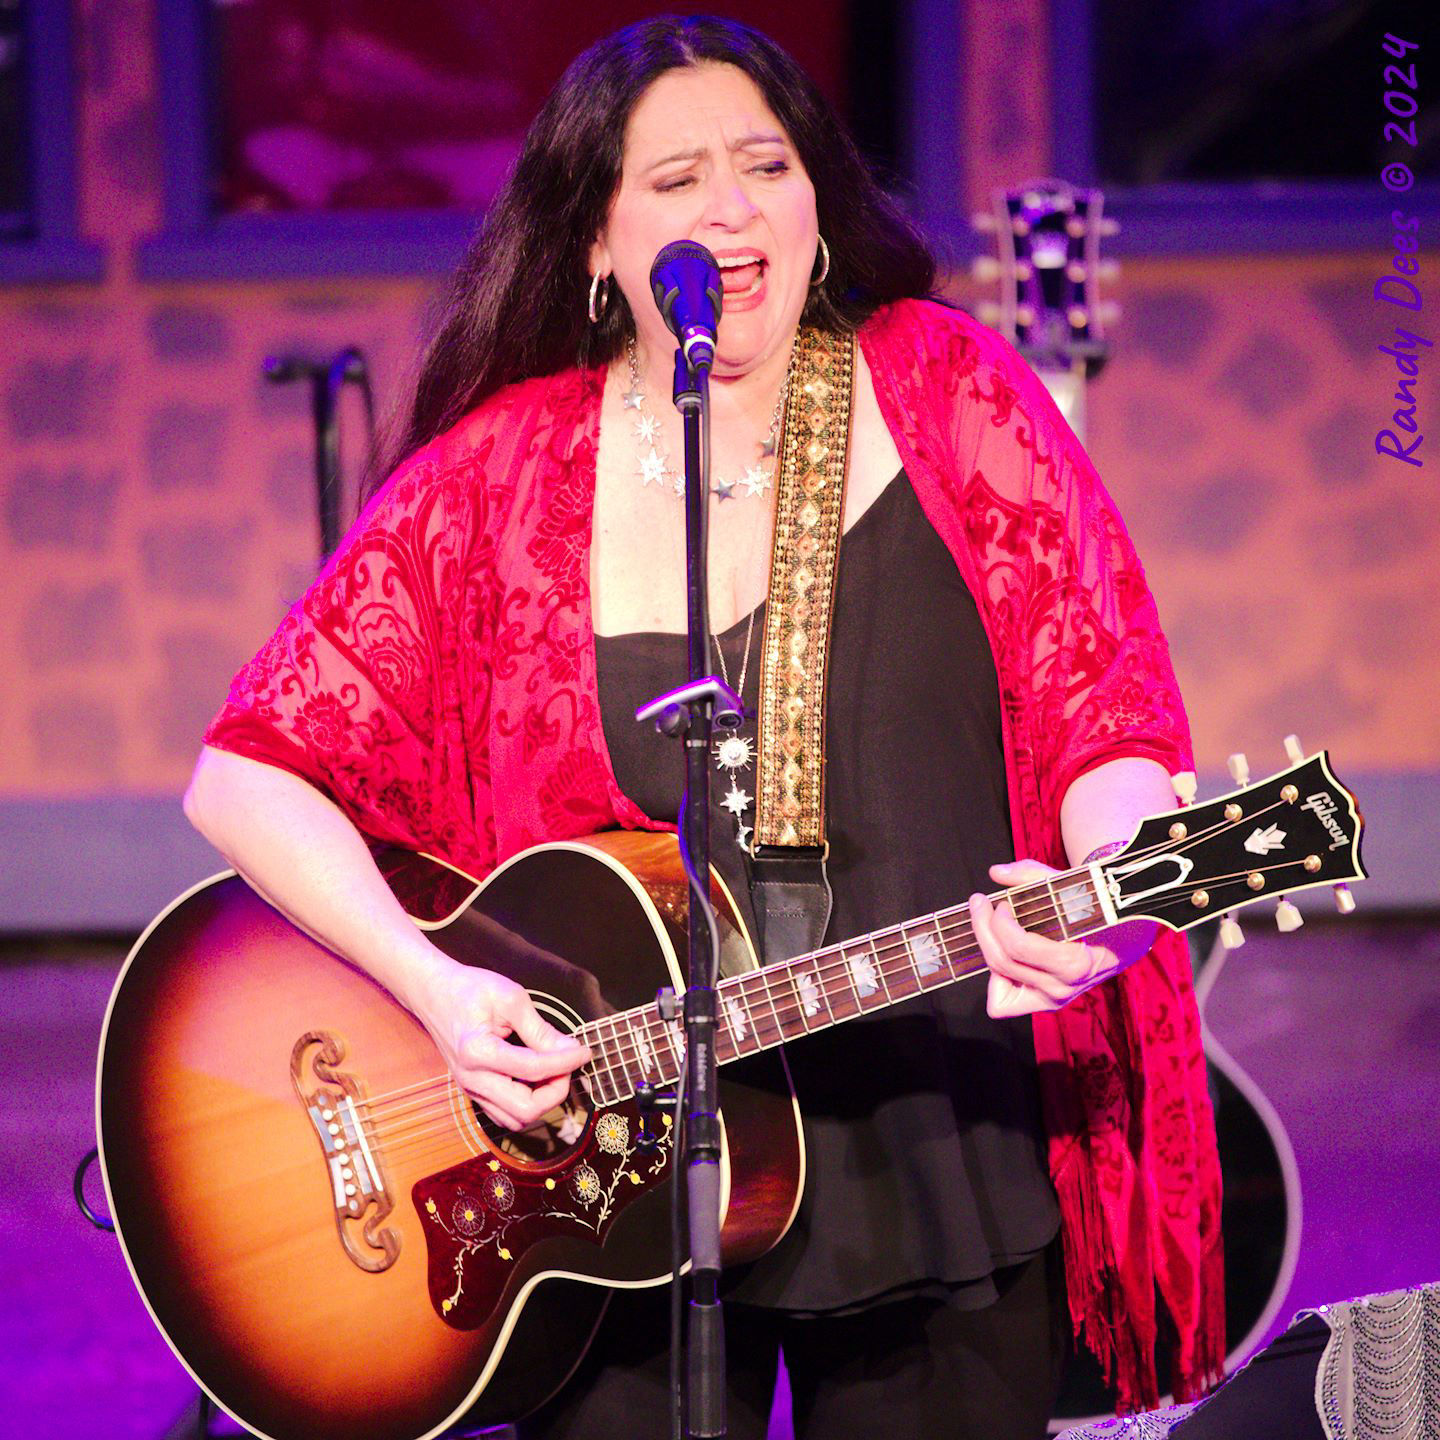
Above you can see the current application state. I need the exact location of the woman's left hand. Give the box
[970,859,1160,1018]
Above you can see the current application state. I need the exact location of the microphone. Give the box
[649,241,723,373]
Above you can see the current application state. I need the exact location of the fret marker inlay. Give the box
[797,970,821,1017]
[723,993,748,1042]
[632,1024,655,1075]
[848,951,879,997]
[908,931,943,977]
[1058,884,1097,928]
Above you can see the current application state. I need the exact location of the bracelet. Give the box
[1082,840,1126,866]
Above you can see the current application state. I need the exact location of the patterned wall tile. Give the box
[1120,395,1206,455]
[21,582,132,670]
[144,403,230,491]
[147,306,234,363]
[29,695,123,781]
[4,357,119,441]
[1216,332,1314,419]
[1127,465,1279,557]
[1306,273,1391,363]
[1122,288,1220,369]
[5,466,120,551]
[1304,406,1377,490]
[1306,494,1437,573]
[265,446,315,519]
[139,521,252,600]
[148,630,251,761]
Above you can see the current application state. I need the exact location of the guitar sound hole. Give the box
[470,1061,595,1166]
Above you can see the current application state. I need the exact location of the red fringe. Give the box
[1054,1141,1160,1413]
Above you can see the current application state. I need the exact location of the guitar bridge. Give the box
[291,1031,400,1274]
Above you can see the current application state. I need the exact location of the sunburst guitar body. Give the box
[98,833,800,1440]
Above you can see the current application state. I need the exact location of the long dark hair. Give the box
[370,15,935,492]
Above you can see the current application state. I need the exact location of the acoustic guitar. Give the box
[97,751,1364,1440]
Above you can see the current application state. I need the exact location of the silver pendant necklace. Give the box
[713,608,758,852]
[625,339,786,502]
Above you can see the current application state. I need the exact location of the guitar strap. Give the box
[746,326,855,965]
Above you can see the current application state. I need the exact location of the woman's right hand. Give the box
[407,952,593,1131]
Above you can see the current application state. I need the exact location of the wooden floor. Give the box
[4,916,1437,1439]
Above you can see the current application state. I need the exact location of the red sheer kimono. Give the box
[207,297,1224,1409]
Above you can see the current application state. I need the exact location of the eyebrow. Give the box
[641,132,789,174]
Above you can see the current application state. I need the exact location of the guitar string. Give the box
[373,829,1323,1159]
[349,805,1253,1119]
[363,839,1314,1151]
[358,809,1317,1146]
[349,877,1072,1129]
[367,899,1094,1155]
[365,909,1062,1154]
[349,877,1068,1120]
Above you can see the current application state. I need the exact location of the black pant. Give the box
[521,1242,1069,1440]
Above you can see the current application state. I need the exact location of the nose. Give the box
[701,164,758,231]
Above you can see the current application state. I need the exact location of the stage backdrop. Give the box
[0,0,1434,928]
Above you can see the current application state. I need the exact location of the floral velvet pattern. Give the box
[206,297,1222,1410]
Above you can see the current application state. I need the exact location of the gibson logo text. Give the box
[1303,792,1350,851]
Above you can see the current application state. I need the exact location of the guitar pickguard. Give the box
[414,1098,673,1329]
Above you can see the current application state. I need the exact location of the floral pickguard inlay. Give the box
[412,1102,672,1329]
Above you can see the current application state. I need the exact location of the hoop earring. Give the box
[587,272,611,325]
[810,236,830,288]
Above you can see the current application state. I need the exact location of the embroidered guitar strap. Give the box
[746,326,855,964]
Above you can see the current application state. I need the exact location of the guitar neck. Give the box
[578,866,1107,1107]
[1031,362,1088,443]
[576,750,1365,1108]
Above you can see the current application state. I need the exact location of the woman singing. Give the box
[185,16,1222,1438]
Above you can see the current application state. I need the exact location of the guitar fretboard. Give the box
[577,869,1106,1107]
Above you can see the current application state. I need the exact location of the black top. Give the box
[595,472,1059,1313]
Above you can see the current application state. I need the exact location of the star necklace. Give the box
[624,339,788,502]
[712,608,758,853]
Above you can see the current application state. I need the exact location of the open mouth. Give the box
[716,254,766,299]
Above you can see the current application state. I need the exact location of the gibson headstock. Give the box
[972,178,1119,438]
[1095,739,1366,943]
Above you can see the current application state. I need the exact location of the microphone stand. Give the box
[262,347,375,561]
[634,345,738,1440]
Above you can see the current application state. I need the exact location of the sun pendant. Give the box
[714,734,754,772]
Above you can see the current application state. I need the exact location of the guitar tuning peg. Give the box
[1227,753,1251,786]
[972,211,998,233]
[1334,884,1357,915]
[1283,734,1305,765]
[1275,898,1303,932]
[970,256,1001,281]
[1219,914,1245,950]
[1098,217,1120,237]
[1098,259,1121,281]
[977,302,1003,326]
[1171,770,1197,806]
[1098,301,1122,325]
